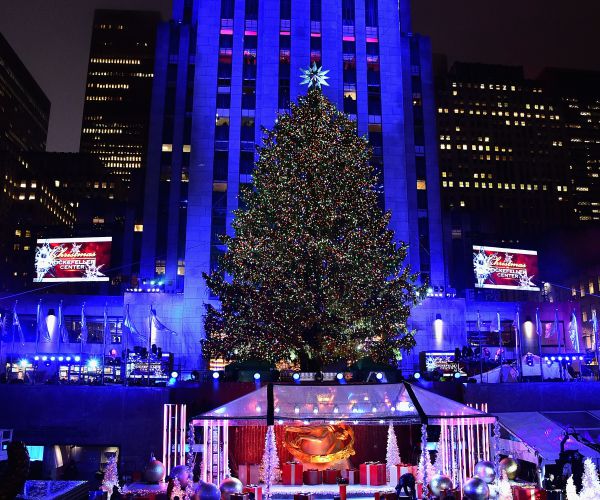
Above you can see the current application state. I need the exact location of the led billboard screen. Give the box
[34,237,112,282]
[473,245,540,291]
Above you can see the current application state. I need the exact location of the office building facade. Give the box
[80,10,161,185]
[139,0,445,362]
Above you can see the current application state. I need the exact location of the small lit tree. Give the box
[497,470,512,500]
[386,423,401,481]
[101,454,120,494]
[566,475,579,500]
[260,425,281,498]
[579,458,600,500]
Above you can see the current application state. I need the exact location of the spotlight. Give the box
[255,405,261,412]
[550,356,556,361]
[313,407,319,414]
[87,358,98,370]
[275,407,280,414]
[336,372,344,380]
[34,356,39,361]
[58,356,64,362]
[74,356,81,362]
[579,356,584,361]
[292,372,301,381]
[19,359,28,368]
[253,372,261,380]
[50,356,56,361]
[454,372,462,379]
[294,405,300,414]
[303,420,309,425]
[565,356,570,361]
[371,406,378,413]
[333,406,339,414]
[66,356,71,362]
[414,372,421,379]
[558,356,563,361]
[212,371,220,379]
[376,372,383,380]
[42,356,48,361]
[171,371,179,379]
[278,419,284,425]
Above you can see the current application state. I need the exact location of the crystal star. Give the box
[300,62,330,89]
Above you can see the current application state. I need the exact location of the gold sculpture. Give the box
[283,423,355,464]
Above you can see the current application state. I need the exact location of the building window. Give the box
[134,224,143,232]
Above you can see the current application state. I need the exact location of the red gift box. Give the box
[342,469,359,485]
[360,463,386,486]
[339,484,347,500]
[512,486,547,500]
[389,464,417,485]
[243,486,263,500]
[303,469,323,485]
[294,495,314,500]
[282,462,304,486]
[238,464,260,485]
[323,469,341,484]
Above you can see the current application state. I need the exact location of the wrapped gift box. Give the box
[323,469,341,484]
[303,469,323,485]
[282,462,304,486]
[342,469,359,485]
[389,464,417,486]
[243,486,263,500]
[360,463,386,486]
[338,484,347,500]
[293,494,314,500]
[512,486,548,500]
[238,464,260,486]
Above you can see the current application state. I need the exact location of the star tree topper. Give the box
[300,62,330,89]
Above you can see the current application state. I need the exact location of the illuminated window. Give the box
[134,224,143,232]
[416,180,426,190]
[177,260,185,276]
[460,201,465,207]
[15,229,21,237]
[155,260,166,275]
[183,144,191,153]
[162,144,173,152]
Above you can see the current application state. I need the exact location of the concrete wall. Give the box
[0,385,168,474]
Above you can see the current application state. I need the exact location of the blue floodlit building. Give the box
[138,0,445,365]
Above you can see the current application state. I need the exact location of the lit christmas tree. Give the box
[203,86,423,368]
[386,423,401,481]
[260,425,281,499]
[101,454,120,494]
[578,458,600,500]
[566,475,579,500]
[497,470,512,500]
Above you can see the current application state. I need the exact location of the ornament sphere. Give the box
[429,474,453,496]
[170,465,191,487]
[474,460,496,484]
[463,477,490,500]
[219,476,243,500]
[499,457,519,480]
[144,455,166,483]
[197,481,221,500]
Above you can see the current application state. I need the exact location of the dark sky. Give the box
[1,0,599,152]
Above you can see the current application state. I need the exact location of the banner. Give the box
[473,245,540,291]
[34,237,112,282]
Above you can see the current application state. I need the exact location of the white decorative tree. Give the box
[417,424,429,496]
[385,423,401,481]
[497,470,512,500]
[566,475,579,500]
[579,458,600,500]
[101,454,120,494]
[260,425,281,499]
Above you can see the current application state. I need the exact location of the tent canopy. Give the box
[193,382,494,426]
[496,412,600,465]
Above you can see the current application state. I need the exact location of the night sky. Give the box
[1,0,599,153]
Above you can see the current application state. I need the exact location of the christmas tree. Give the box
[203,86,423,368]
[101,454,120,493]
[578,458,600,500]
[260,425,281,499]
[385,423,401,481]
[566,475,579,500]
[497,470,512,500]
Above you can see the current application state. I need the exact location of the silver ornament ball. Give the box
[463,476,490,500]
[144,457,166,483]
[220,476,243,500]
[170,465,191,487]
[474,460,496,484]
[429,474,453,496]
[197,481,221,500]
[499,457,519,480]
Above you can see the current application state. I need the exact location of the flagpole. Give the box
[593,310,600,382]
[148,306,152,387]
[11,301,17,374]
[124,304,129,386]
[35,299,41,356]
[536,307,543,382]
[516,307,523,382]
[102,302,107,385]
[478,311,483,383]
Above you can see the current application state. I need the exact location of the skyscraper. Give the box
[139,0,445,363]
[80,9,161,185]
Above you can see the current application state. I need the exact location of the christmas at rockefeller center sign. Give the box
[34,237,112,282]
[473,245,540,291]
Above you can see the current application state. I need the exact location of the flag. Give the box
[569,309,580,353]
[13,304,25,346]
[123,304,145,345]
[476,310,482,332]
[495,311,501,333]
[592,309,599,352]
[553,308,561,346]
[150,306,176,335]
[80,303,88,344]
[36,300,51,342]
[536,307,543,337]
[58,301,69,343]
[103,303,111,347]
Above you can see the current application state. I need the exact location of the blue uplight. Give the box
[253,372,261,380]
[376,372,383,380]
[414,372,421,379]
[212,371,220,379]
[292,372,300,381]
[74,356,81,362]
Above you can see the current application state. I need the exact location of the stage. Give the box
[270,483,396,499]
